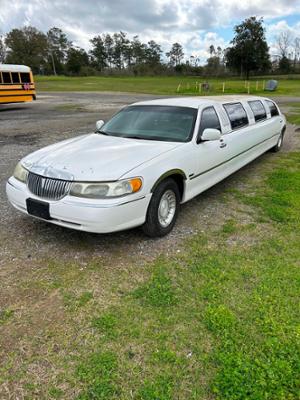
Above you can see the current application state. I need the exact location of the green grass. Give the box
[91,312,118,338]
[1,147,300,397]
[62,290,94,311]
[284,102,300,125]
[0,308,14,325]
[221,219,239,234]
[234,159,300,223]
[76,351,119,399]
[137,375,174,400]
[35,75,300,96]
[132,263,178,307]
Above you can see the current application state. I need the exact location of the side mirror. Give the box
[95,120,105,132]
[201,128,221,141]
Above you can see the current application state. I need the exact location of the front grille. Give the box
[27,172,72,200]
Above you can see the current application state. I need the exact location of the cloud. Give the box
[267,19,300,38]
[0,0,299,61]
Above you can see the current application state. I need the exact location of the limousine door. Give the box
[189,106,232,198]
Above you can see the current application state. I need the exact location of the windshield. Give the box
[100,105,198,142]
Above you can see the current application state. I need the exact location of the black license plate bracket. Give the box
[26,198,51,220]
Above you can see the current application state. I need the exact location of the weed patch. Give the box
[137,375,174,400]
[62,290,93,311]
[132,265,178,307]
[91,312,118,338]
[76,351,119,399]
[0,309,14,325]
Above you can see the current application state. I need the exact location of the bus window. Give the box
[2,72,11,84]
[11,72,20,84]
[20,73,31,83]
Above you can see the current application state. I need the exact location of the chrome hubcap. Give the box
[158,190,176,228]
[278,135,283,147]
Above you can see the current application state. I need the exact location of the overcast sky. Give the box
[0,0,299,62]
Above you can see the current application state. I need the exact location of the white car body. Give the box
[6,95,286,234]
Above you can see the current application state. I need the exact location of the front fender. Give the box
[151,169,187,192]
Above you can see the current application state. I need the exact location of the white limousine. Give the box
[7,95,286,237]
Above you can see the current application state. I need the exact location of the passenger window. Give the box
[266,100,279,117]
[2,72,11,84]
[248,100,267,122]
[198,106,221,141]
[20,72,31,83]
[223,103,249,130]
[11,72,20,84]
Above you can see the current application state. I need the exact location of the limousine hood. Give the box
[22,133,181,181]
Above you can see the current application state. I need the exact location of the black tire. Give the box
[142,178,180,238]
[271,131,284,153]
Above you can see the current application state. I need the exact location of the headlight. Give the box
[13,162,28,183]
[69,177,143,199]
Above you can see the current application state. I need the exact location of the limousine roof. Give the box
[0,64,31,73]
[134,95,272,109]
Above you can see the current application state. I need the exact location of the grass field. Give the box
[1,132,299,398]
[285,102,300,125]
[35,75,300,96]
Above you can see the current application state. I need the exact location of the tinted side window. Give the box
[11,72,20,83]
[266,100,279,117]
[198,107,221,140]
[223,103,249,130]
[248,100,267,122]
[20,72,31,83]
[2,72,11,84]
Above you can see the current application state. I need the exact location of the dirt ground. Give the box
[0,92,299,271]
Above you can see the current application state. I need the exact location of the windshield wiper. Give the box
[122,135,159,141]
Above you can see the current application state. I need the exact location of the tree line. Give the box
[0,27,186,76]
[0,17,299,77]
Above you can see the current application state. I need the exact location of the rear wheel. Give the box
[142,178,180,237]
[271,131,284,152]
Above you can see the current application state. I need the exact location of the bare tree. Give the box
[276,31,292,58]
[293,37,300,68]
[0,35,6,62]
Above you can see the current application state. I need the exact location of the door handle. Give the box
[220,142,227,148]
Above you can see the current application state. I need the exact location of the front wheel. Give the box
[142,178,180,237]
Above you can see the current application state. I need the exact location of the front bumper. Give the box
[6,177,152,233]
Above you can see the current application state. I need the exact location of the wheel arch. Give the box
[151,169,187,200]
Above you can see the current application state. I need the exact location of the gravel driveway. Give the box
[0,92,299,270]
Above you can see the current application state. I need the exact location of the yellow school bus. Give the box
[0,64,36,104]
